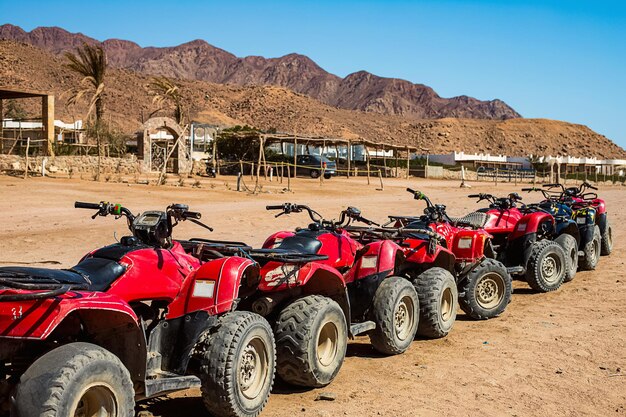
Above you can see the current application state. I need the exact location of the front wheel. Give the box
[199,311,275,417]
[274,295,347,387]
[459,259,512,320]
[525,240,566,292]
[413,267,458,338]
[579,226,601,270]
[601,220,613,256]
[555,234,578,282]
[369,276,419,355]
[15,342,134,417]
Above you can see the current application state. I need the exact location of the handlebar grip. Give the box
[543,183,560,188]
[521,188,534,192]
[588,184,598,190]
[406,188,416,194]
[266,205,284,210]
[75,201,101,210]
[468,194,480,198]
[184,211,201,220]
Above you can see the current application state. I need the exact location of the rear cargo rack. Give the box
[0,273,87,301]
[246,249,329,263]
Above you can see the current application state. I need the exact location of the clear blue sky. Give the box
[2,0,625,148]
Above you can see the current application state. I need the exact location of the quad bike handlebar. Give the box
[267,203,379,229]
[468,193,522,209]
[406,189,452,223]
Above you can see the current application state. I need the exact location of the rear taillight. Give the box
[323,162,327,168]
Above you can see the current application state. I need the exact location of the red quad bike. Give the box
[238,203,420,388]
[468,191,577,288]
[543,181,612,256]
[345,221,460,338]
[385,189,513,322]
[0,202,276,417]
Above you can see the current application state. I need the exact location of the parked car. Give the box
[296,154,337,179]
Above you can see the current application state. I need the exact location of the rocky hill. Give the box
[1,40,625,158]
[0,24,520,120]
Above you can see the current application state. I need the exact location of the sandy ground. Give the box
[0,174,624,417]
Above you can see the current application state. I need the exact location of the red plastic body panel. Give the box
[427,221,491,262]
[262,231,295,249]
[168,256,257,317]
[107,241,201,305]
[0,292,137,340]
[318,230,360,270]
[483,208,523,234]
[508,212,554,241]
[258,261,346,292]
[343,240,401,284]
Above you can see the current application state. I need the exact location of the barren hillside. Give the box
[0,24,520,120]
[1,40,624,158]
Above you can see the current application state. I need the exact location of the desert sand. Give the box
[0,174,624,417]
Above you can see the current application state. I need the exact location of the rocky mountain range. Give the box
[2,40,625,159]
[0,24,520,120]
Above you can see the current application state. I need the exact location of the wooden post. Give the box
[320,139,325,186]
[550,163,554,183]
[405,147,410,179]
[287,164,291,191]
[495,168,498,186]
[280,162,283,183]
[293,138,298,178]
[378,169,384,190]
[256,138,263,185]
[24,137,30,179]
[239,160,244,176]
[212,133,218,175]
[395,149,399,178]
[382,144,387,178]
[251,162,255,181]
[346,141,351,178]
[365,145,371,185]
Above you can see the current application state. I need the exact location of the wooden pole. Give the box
[251,162,255,181]
[382,144,387,178]
[239,160,244,176]
[293,138,298,178]
[287,164,291,191]
[346,141,351,178]
[395,149,399,178]
[365,145,371,185]
[378,169,384,190]
[256,138,263,185]
[405,147,410,179]
[24,137,30,179]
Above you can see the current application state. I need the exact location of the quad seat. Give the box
[449,212,489,229]
[0,257,126,292]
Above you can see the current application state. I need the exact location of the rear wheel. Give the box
[555,234,578,282]
[369,276,419,355]
[413,268,458,338]
[309,169,320,179]
[323,173,331,179]
[459,259,511,320]
[525,240,566,292]
[15,342,134,417]
[601,220,613,256]
[274,295,347,387]
[579,225,601,270]
[199,311,275,417]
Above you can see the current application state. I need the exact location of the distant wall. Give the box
[0,154,142,175]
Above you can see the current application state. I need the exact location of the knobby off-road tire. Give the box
[369,276,419,355]
[413,267,458,339]
[601,219,613,256]
[525,240,566,292]
[15,342,134,417]
[579,225,601,270]
[199,311,275,417]
[459,258,512,320]
[555,234,579,282]
[274,295,347,387]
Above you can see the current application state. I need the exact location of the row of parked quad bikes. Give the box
[0,181,612,417]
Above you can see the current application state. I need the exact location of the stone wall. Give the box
[0,154,143,175]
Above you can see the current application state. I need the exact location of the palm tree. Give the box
[65,43,107,179]
[148,76,185,124]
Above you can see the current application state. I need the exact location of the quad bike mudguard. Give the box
[508,212,554,242]
[596,212,608,235]
[344,240,403,320]
[168,256,258,317]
